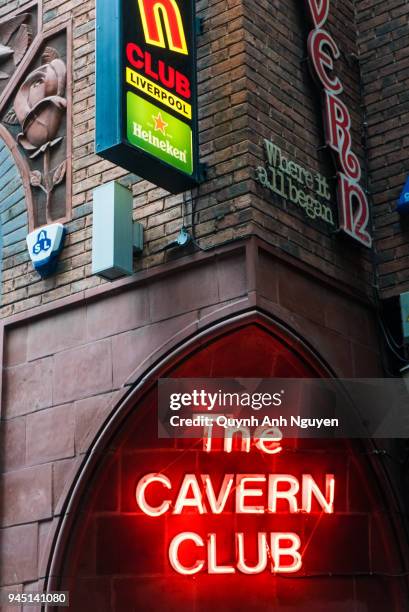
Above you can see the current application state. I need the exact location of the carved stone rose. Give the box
[14,57,67,157]
[12,51,68,223]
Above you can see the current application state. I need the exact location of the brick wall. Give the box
[0,0,378,317]
[0,0,254,316]
[244,0,374,294]
[0,242,388,604]
[357,0,409,299]
[67,438,401,611]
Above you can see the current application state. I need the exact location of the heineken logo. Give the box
[153,112,168,135]
[131,123,188,163]
[131,111,188,164]
[127,92,193,174]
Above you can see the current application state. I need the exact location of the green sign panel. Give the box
[127,93,193,175]
[95,0,201,194]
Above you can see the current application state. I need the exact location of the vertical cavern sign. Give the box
[95,0,200,193]
[305,0,372,247]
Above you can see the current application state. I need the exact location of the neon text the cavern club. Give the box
[135,427,336,576]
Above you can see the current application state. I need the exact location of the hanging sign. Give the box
[305,0,372,247]
[95,0,201,193]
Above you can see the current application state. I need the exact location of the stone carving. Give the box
[0,13,32,79]
[13,48,67,223]
[0,4,71,231]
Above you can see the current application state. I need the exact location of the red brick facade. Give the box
[0,0,384,314]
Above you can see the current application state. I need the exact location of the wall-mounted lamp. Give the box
[163,227,192,251]
[397,176,409,214]
[92,181,143,281]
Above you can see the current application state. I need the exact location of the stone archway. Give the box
[44,315,409,611]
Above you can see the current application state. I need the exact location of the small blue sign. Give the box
[397,176,409,214]
[32,230,52,255]
[26,223,65,278]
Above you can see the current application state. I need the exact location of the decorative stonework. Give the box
[0,3,71,231]
[14,49,67,223]
[0,14,31,75]
[0,8,37,97]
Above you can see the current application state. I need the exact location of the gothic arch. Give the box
[43,312,409,611]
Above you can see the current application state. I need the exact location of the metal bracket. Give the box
[162,227,192,251]
[198,162,208,183]
[133,222,144,254]
[195,17,204,36]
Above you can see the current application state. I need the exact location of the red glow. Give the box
[136,472,335,517]
[135,473,171,516]
[204,424,283,455]
[168,531,304,575]
[62,325,403,609]
[202,474,234,514]
[136,467,336,575]
[173,474,206,514]
[268,475,299,513]
[270,533,302,574]
[254,426,283,455]
[168,532,205,575]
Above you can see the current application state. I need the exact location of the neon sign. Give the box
[137,0,188,54]
[96,0,200,193]
[305,0,372,247]
[135,427,336,575]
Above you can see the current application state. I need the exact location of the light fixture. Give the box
[163,227,192,251]
[397,176,409,214]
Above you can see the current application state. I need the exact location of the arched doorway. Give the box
[46,317,409,611]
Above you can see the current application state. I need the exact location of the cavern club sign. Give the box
[135,428,336,575]
[305,0,372,247]
[95,0,200,193]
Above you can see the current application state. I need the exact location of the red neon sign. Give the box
[126,43,191,98]
[305,0,372,247]
[135,428,336,576]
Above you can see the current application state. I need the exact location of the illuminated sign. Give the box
[96,0,200,193]
[135,427,336,575]
[127,93,193,174]
[305,0,372,247]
